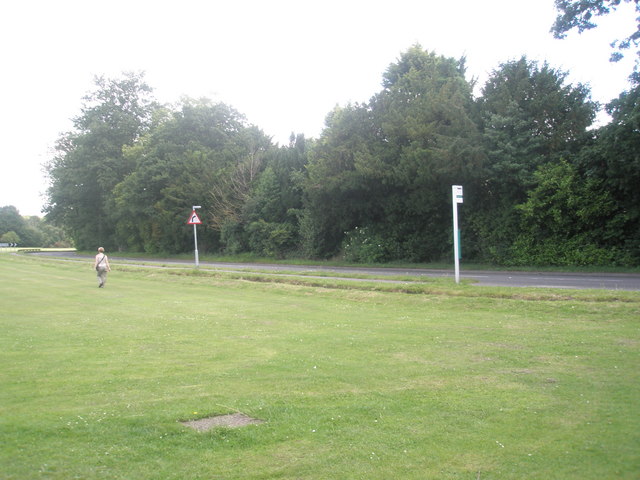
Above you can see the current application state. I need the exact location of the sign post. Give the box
[452,186,463,284]
[187,206,202,267]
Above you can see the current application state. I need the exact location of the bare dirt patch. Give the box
[181,413,264,432]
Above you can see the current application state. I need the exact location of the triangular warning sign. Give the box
[187,210,202,225]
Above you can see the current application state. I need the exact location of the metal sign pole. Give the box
[191,205,201,268]
[193,222,199,268]
[452,186,463,284]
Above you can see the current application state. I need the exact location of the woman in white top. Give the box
[94,247,111,288]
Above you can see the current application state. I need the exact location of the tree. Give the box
[369,47,485,261]
[0,231,20,245]
[302,103,380,258]
[473,57,597,262]
[25,216,72,248]
[303,46,483,261]
[111,99,272,253]
[0,206,23,238]
[597,85,640,204]
[571,85,640,263]
[552,0,640,80]
[209,128,271,230]
[240,134,309,257]
[0,206,39,246]
[478,57,596,194]
[509,159,628,266]
[0,206,71,247]
[255,133,308,226]
[44,72,156,250]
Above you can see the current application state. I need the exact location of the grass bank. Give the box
[1,254,638,479]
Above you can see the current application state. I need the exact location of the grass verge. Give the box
[1,254,639,479]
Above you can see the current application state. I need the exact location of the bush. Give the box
[342,227,390,263]
[247,220,296,258]
[220,222,248,255]
[506,235,635,267]
[0,231,20,245]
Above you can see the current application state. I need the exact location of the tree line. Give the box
[0,206,70,248]
[43,46,639,266]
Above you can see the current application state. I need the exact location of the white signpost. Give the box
[452,185,463,284]
[187,206,202,267]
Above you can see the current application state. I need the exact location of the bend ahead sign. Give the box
[187,210,202,225]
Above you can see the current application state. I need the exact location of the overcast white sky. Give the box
[0,0,636,216]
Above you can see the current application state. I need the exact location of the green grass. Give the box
[1,254,639,479]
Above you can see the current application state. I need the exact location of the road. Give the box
[31,251,640,291]
[213,262,640,290]
[455,269,640,290]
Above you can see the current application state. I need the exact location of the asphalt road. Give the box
[456,270,640,290]
[208,262,640,290]
[33,251,640,291]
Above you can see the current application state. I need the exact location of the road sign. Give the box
[453,185,463,204]
[189,206,202,268]
[187,210,202,225]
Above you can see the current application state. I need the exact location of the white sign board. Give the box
[453,185,463,204]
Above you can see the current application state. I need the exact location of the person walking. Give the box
[94,247,111,288]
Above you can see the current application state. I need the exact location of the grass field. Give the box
[1,253,639,479]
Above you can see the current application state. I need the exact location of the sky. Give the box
[0,0,637,216]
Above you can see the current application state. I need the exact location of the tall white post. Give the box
[192,205,202,268]
[193,222,199,268]
[452,186,463,284]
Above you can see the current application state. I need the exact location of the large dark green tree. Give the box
[303,46,483,261]
[567,85,640,263]
[302,103,380,258]
[235,134,309,257]
[45,73,156,249]
[371,47,484,261]
[111,99,272,253]
[478,57,595,196]
[473,57,597,262]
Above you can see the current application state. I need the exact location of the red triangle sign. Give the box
[187,210,202,225]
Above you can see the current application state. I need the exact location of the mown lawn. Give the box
[1,254,638,479]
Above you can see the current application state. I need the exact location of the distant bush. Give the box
[342,227,391,263]
[506,235,635,267]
